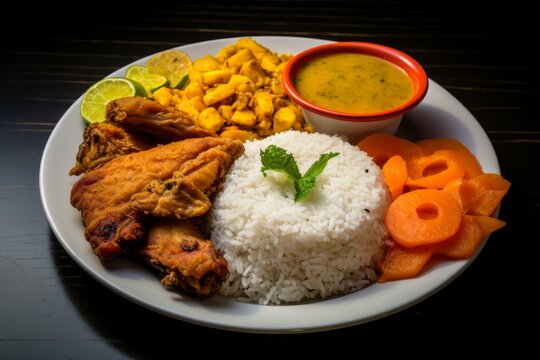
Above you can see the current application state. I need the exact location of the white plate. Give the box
[39,36,500,333]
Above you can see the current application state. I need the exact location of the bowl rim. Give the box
[282,41,429,122]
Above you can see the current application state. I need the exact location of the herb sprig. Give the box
[260,145,339,202]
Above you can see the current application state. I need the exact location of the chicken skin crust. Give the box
[131,137,244,219]
[69,122,156,176]
[136,218,229,297]
[70,96,216,176]
[106,96,216,142]
[70,137,243,260]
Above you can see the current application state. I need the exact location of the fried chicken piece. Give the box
[70,137,243,260]
[106,96,216,142]
[131,137,243,219]
[69,97,217,176]
[135,218,229,297]
[69,122,156,176]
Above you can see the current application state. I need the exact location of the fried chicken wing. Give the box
[131,138,244,218]
[70,137,242,260]
[106,96,216,142]
[136,218,229,296]
[69,122,156,176]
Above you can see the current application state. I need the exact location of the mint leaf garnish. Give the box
[303,152,340,179]
[260,145,302,181]
[293,176,317,202]
[294,152,339,201]
[260,145,339,202]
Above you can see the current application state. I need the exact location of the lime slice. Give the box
[146,49,192,89]
[126,65,168,95]
[80,77,147,124]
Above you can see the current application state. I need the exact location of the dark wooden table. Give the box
[1,1,537,358]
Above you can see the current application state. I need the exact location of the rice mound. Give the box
[208,131,390,305]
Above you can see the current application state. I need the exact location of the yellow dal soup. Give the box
[294,53,413,114]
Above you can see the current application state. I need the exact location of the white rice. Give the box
[208,131,390,305]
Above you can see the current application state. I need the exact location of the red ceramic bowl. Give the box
[283,42,428,143]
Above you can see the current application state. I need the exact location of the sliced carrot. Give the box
[357,133,424,170]
[416,138,483,179]
[473,215,506,236]
[468,173,511,216]
[386,188,462,248]
[443,178,466,212]
[406,150,466,189]
[378,244,434,283]
[443,178,482,214]
[435,215,506,259]
[373,135,510,283]
[435,215,484,259]
[382,155,408,200]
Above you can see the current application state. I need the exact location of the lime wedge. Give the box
[126,65,168,95]
[80,77,147,124]
[146,49,192,89]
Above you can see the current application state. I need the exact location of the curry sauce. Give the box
[295,53,413,113]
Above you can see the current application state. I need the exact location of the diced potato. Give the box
[218,105,234,121]
[216,44,237,63]
[188,68,202,85]
[203,84,235,106]
[189,96,206,112]
[220,126,257,142]
[231,109,257,126]
[239,60,266,88]
[226,49,256,71]
[271,76,286,96]
[228,74,256,93]
[190,56,221,85]
[256,119,272,137]
[232,93,251,111]
[152,38,311,140]
[279,53,293,62]
[201,69,233,87]
[273,97,290,111]
[236,37,269,61]
[171,92,182,105]
[291,105,305,130]
[273,105,298,132]
[192,55,222,72]
[176,100,200,121]
[260,52,280,73]
[153,87,173,106]
[253,91,274,120]
[183,81,205,99]
[275,59,289,74]
[198,107,225,131]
